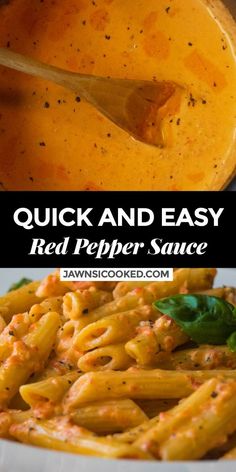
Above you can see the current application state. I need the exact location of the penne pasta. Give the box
[20,371,80,408]
[0,281,42,323]
[0,312,60,407]
[153,315,189,352]
[10,417,152,459]
[0,409,31,439]
[56,319,80,353]
[113,281,151,299]
[125,331,159,366]
[126,316,189,366]
[113,268,216,299]
[159,380,236,460]
[0,269,235,462]
[0,312,31,362]
[155,345,236,370]
[36,271,70,298]
[86,291,147,322]
[74,306,157,352]
[36,272,116,299]
[63,369,236,410]
[78,344,133,372]
[197,287,227,297]
[134,378,228,456]
[113,415,160,444]
[29,296,63,322]
[63,288,112,320]
[71,399,148,433]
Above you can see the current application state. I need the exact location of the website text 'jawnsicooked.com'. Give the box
[60,268,174,282]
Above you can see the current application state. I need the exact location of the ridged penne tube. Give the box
[24,312,60,359]
[63,369,236,410]
[74,306,156,352]
[159,380,236,460]
[125,316,189,366]
[32,355,79,381]
[0,409,31,439]
[113,268,216,299]
[1,312,31,341]
[222,447,236,459]
[86,292,146,322]
[125,331,159,366]
[56,319,80,353]
[67,290,155,334]
[0,281,42,323]
[20,371,80,407]
[71,399,148,433]
[155,345,236,370]
[63,289,113,320]
[0,312,31,361]
[10,417,152,459]
[78,344,132,372]
[0,312,60,407]
[134,378,222,454]
[29,296,63,322]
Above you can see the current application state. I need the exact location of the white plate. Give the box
[0,268,235,471]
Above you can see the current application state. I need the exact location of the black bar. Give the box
[0,191,234,268]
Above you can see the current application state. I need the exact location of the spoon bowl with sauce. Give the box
[0,47,182,148]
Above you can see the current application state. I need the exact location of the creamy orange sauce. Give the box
[0,0,236,190]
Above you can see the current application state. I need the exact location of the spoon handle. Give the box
[0,47,91,95]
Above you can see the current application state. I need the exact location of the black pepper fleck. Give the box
[211,391,218,398]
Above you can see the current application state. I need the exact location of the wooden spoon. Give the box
[0,47,181,147]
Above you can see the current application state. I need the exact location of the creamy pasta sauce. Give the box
[0,0,236,190]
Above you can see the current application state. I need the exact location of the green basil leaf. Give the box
[154,295,236,345]
[8,278,33,292]
[227,331,236,352]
